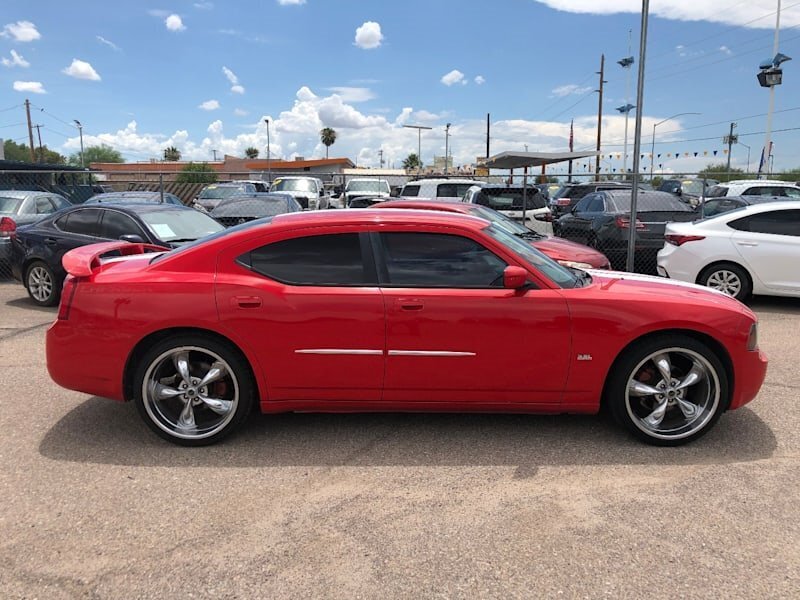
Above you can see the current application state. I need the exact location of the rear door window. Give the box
[56,208,103,236]
[729,210,800,236]
[401,184,420,197]
[100,210,147,240]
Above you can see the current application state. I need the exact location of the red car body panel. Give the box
[375,200,611,269]
[46,210,767,418]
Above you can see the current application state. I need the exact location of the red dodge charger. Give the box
[46,209,767,446]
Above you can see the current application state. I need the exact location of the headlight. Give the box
[558,260,594,269]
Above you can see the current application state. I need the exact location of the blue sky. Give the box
[2,0,800,174]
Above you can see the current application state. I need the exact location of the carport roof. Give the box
[481,151,601,170]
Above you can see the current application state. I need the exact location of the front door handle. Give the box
[396,298,423,311]
[735,241,758,247]
[232,296,262,308]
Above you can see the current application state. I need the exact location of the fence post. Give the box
[159,173,164,203]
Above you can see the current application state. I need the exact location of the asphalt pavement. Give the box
[0,282,798,599]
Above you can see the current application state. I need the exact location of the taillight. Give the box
[556,198,571,206]
[0,216,16,238]
[57,276,79,320]
[615,216,646,229]
[665,234,706,246]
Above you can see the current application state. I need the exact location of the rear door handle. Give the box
[396,298,423,311]
[44,238,58,246]
[736,241,758,247]
[232,296,262,308]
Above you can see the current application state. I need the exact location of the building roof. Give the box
[88,156,355,172]
[0,159,87,172]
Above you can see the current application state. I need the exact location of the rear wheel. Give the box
[698,263,751,301]
[25,261,59,307]
[133,335,255,446]
[606,335,729,446]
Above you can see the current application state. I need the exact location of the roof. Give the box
[67,202,194,215]
[0,189,55,198]
[481,151,601,170]
[721,179,799,186]
[270,207,487,230]
[244,157,355,170]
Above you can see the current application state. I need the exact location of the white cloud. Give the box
[354,21,383,49]
[551,83,593,97]
[13,80,46,94]
[230,85,244,94]
[533,1,800,28]
[0,21,41,42]
[97,35,121,51]
[165,14,186,32]
[326,86,376,102]
[194,2,214,8]
[719,45,732,55]
[62,59,101,81]
[440,69,465,86]
[234,108,249,117]
[474,75,485,85]
[222,66,239,85]
[278,0,306,5]
[199,99,221,110]
[1,50,30,68]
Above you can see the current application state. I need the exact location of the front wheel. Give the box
[133,335,255,446]
[606,335,729,446]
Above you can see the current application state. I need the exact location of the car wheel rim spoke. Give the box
[198,395,233,416]
[625,347,720,441]
[177,400,196,430]
[172,352,193,386]
[708,271,740,296]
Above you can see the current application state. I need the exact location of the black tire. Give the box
[133,334,255,446]
[25,261,60,307]
[606,335,729,446]
[698,262,752,301]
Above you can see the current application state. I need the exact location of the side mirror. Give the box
[503,266,529,289]
[119,234,145,243]
[534,213,553,222]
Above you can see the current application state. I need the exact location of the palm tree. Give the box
[244,147,259,159]
[320,127,337,159]
[163,146,181,161]
[402,153,421,171]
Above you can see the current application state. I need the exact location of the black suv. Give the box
[549,181,632,219]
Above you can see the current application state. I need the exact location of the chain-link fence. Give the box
[2,167,784,283]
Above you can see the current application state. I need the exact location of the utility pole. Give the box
[378,148,385,168]
[760,0,782,178]
[25,99,35,162]
[264,118,271,184]
[211,148,218,161]
[724,122,737,175]
[33,124,43,163]
[486,113,490,160]
[595,54,606,177]
[444,123,451,175]
[74,120,85,168]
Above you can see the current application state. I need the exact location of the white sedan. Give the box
[657,201,800,301]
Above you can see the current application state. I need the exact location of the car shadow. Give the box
[748,295,800,314]
[5,295,57,313]
[39,398,776,477]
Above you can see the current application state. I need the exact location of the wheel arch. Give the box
[600,328,734,412]
[122,327,262,404]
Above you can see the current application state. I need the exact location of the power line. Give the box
[598,125,800,148]
[0,122,26,129]
[0,104,22,114]
[29,103,81,132]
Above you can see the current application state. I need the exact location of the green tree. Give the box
[3,139,65,164]
[163,146,182,161]
[68,144,124,166]
[175,162,218,184]
[402,152,422,171]
[698,162,745,183]
[244,147,259,159]
[775,167,800,182]
[320,127,337,159]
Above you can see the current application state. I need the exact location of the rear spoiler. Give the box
[62,242,168,277]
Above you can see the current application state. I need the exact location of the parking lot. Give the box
[1,280,799,598]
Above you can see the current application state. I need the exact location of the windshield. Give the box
[466,205,530,235]
[347,180,390,193]
[484,223,579,288]
[140,209,225,242]
[199,186,245,200]
[271,178,315,193]
[0,197,23,213]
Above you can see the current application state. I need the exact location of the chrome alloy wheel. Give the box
[705,269,742,297]
[625,347,720,441]
[142,346,239,440]
[28,265,54,303]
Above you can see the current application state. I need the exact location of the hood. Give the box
[531,236,610,268]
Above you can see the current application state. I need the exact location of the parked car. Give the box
[347,195,388,209]
[194,183,257,212]
[86,191,184,206]
[554,190,697,271]
[398,178,477,201]
[462,184,550,228]
[45,209,766,447]
[657,201,800,300]
[0,191,71,268]
[659,178,717,206]
[229,179,269,192]
[698,194,797,218]
[549,181,632,219]
[269,176,330,210]
[210,193,301,226]
[11,203,224,306]
[375,200,610,269]
[342,178,391,207]
[703,179,800,200]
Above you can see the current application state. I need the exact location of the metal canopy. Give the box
[481,151,600,170]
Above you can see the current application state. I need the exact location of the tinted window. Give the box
[705,186,728,198]
[436,183,474,198]
[402,184,420,197]
[380,232,506,288]
[729,210,800,236]
[703,199,743,216]
[474,188,546,210]
[586,195,605,212]
[100,210,146,240]
[57,209,102,236]
[573,195,593,212]
[609,193,694,212]
[247,233,367,285]
[35,197,56,214]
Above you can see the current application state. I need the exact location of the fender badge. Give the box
[577,354,593,361]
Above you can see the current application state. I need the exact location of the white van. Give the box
[399,178,477,201]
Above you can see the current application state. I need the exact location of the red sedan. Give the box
[47,210,767,446]
[374,200,610,269]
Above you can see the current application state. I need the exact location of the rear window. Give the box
[474,188,546,210]
[0,197,23,212]
[609,193,694,212]
[705,186,728,198]
[436,183,475,198]
[401,184,420,197]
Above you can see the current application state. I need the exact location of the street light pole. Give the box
[649,112,701,180]
[618,32,635,177]
[739,141,752,173]
[444,123,451,175]
[73,120,85,168]
[402,124,432,176]
[761,0,782,177]
[264,118,271,185]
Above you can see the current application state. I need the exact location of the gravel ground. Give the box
[0,282,798,599]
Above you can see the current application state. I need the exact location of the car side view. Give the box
[46,210,767,448]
